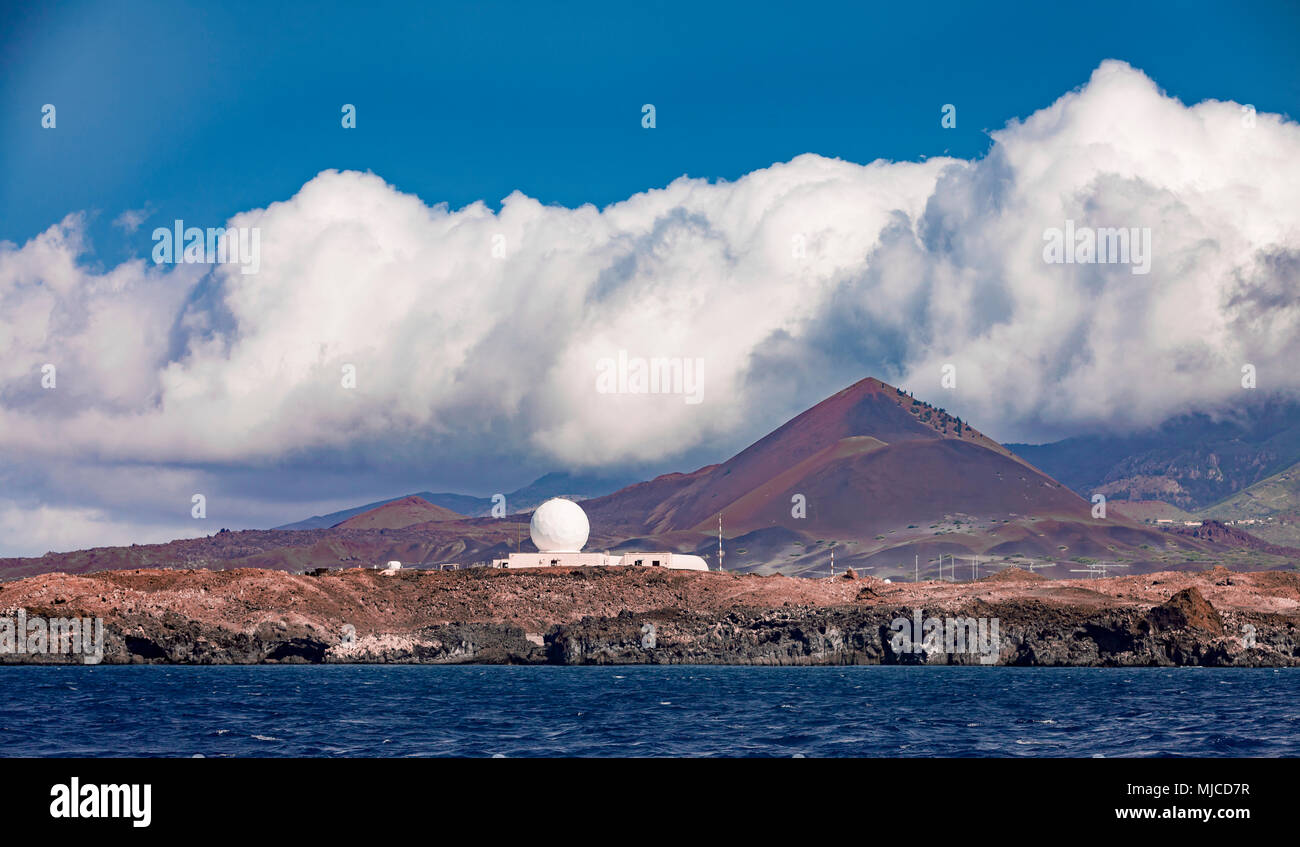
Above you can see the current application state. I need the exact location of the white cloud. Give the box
[0,500,205,558]
[1,60,1298,554]
[112,207,151,234]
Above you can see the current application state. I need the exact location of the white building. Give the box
[492,498,710,571]
[616,551,708,571]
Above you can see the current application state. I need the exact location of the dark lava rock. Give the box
[1148,587,1224,634]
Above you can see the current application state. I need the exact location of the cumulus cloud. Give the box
[1,60,1297,553]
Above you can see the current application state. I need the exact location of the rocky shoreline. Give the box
[1,566,1297,667]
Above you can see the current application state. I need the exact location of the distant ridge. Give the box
[333,496,462,530]
[273,471,639,530]
[276,492,487,530]
[1007,398,1300,510]
[1201,460,1300,521]
[1198,459,1300,547]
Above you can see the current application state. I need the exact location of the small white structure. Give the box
[380,560,402,576]
[493,498,709,571]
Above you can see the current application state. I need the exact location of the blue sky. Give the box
[2,1,1300,554]
[2,0,1296,253]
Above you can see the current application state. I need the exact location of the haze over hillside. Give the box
[1008,399,1300,510]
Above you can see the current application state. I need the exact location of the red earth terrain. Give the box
[2,377,1296,581]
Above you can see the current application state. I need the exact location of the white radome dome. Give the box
[530,498,590,553]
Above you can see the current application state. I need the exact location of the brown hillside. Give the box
[334,496,463,530]
[586,377,1085,537]
[717,437,1089,535]
[585,377,1033,534]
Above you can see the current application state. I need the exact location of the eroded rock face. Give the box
[541,605,1298,667]
[0,566,1296,666]
[94,619,544,665]
[1148,587,1224,634]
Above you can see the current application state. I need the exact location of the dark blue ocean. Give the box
[0,666,1295,757]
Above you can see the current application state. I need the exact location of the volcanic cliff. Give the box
[2,565,1296,667]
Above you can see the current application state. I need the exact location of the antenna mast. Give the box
[717,513,723,572]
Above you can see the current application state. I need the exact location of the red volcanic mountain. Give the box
[2,376,1292,581]
[584,377,1088,537]
[333,496,462,530]
[575,376,1242,577]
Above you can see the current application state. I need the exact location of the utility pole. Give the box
[915,554,918,583]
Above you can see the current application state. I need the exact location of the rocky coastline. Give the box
[1,565,1296,667]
